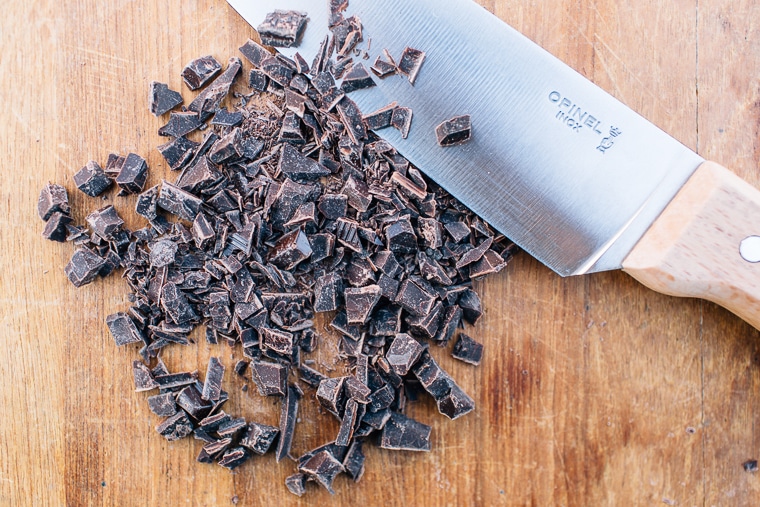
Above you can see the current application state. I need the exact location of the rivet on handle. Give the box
[739,236,760,263]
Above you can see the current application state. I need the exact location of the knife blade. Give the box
[226,0,760,329]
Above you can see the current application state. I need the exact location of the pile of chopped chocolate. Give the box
[38,3,515,496]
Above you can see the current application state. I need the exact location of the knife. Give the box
[226,0,760,329]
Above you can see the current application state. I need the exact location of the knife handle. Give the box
[623,161,760,330]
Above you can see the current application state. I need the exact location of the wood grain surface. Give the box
[2,0,760,505]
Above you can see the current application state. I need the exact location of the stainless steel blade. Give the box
[226,0,704,276]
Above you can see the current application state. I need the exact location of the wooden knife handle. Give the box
[623,161,760,330]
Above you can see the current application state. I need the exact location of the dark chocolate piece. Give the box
[434,305,462,345]
[456,236,493,270]
[458,288,483,324]
[248,69,268,92]
[298,450,344,494]
[157,136,199,171]
[106,312,143,346]
[444,221,471,243]
[188,57,242,115]
[344,285,382,325]
[370,54,396,78]
[147,393,178,417]
[149,81,183,116]
[218,447,250,469]
[149,239,177,268]
[41,212,72,242]
[308,232,335,263]
[135,185,159,220]
[316,376,346,416]
[362,102,396,131]
[436,382,475,420]
[336,96,368,144]
[38,183,70,221]
[133,360,159,391]
[239,39,271,68]
[385,333,425,376]
[202,357,225,401]
[743,460,759,472]
[385,216,417,254]
[240,421,279,455]
[153,371,199,390]
[74,160,112,197]
[279,110,305,144]
[157,181,203,221]
[115,153,148,194]
[313,272,344,313]
[158,111,203,137]
[435,114,472,146]
[86,205,124,240]
[298,364,327,388]
[335,398,359,446]
[285,473,308,497]
[181,55,222,90]
[279,144,330,180]
[397,47,426,85]
[344,375,371,403]
[379,412,431,451]
[390,106,413,139]
[268,229,312,270]
[342,439,365,481]
[65,248,106,287]
[452,333,484,365]
[161,282,198,325]
[257,10,309,48]
[156,410,194,441]
[340,63,375,93]
[251,360,288,396]
[276,384,301,462]
[211,108,243,127]
[394,278,437,317]
[176,384,212,421]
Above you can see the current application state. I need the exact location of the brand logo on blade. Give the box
[548,91,622,154]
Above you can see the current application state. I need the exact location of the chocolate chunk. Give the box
[161,282,198,325]
[407,300,443,339]
[276,384,301,462]
[239,39,271,68]
[132,360,158,392]
[218,447,251,469]
[316,376,346,416]
[201,357,225,401]
[260,327,295,355]
[149,81,183,116]
[115,153,148,194]
[188,57,242,115]
[154,371,199,389]
[86,205,123,240]
[176,384,212,421]
[336,96,368,145]
[435,114,472,147]
[452,333,484,365]
[41,212,72,242]
[285,473,308,497]
[395,279,437,318]
[308,233,335,263]
[149,239,177,268]
[211,108,243,127]
[248,69,268,92]
[444,221,471,243]
[299,450,345,494]
[279,144,330,180]
[260,55,294,87]
[239,421,279,455]
[344,375,371,403]
[279,111,305,144]
[158,111,203,138]
[373,250,401,278]
[434,305,462,345]
[370,54,396,78]
[379,412,431,451]
[342,440,365,481]
[385,216,417,254]
[397,47,426,85]
[156,410,194,441]
[181,55,222,90]
[458,288,483,324]
[251,360,288,396]
[65,248,106,287]
[371,306,402,336]
[335,398,359,446]
[344,285,382,325]
[104,153,125,178]
[257,10,309,48]
[437,382,475,420]
[313,272,344,313]
[411,351,452,399]
[385,333,425,376]
[341,63,375,93]
[147,393,177,417]
[134,185,159,221]
[342,175,372,212]
[456,237,493,270]
[105,312,143,346]
[390,106,413,139]
[268,229,312,270]
[217,417,248,439]
[38,183,70,221]
[362,102,396,131]
[157,136,199,171]
[157,180,203,221]
[74,160,112,197]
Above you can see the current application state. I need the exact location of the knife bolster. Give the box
[622,161,760,330]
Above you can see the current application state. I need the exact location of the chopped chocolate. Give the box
[115,153,148,194]
[458,288,483,325]
[176,384,212,421]
[309,232,335,263]
[161,282,198,325]
[154,371,199,390]
[397,47,426,85]
[279,144,330,180]
[74,160,112,197]
[452,333,484,365]
[394,278,437,317]
[342,440,365,481]
[157,180,203,221]
[435,114,472,147]
[408,300,443,339]
[344,375,371,403]
[157,136,199,171]
[135,185,159,221]
[240,421,279,455]
[379,412,431,451]
[444,221,470,243]
[342,175,372,212]
[336,398,359,446]
[299,449,345,494]
[276,384,301,462]
[317,376,346,416]
[437,382,475,420]
[158,111,203,138]
[313,272,344,313]
[743,460,759,473]
[298,364,327,388]
[260,327,295,355]
[278,111,305,144]
[38,183,70,221]
[268,229,312,270]
[434,305,462,345]
[344,285,382,324]
[65,248,106,287]
[385,333,425,376]
[390,106,413,139]
[341,62,375,93]
[147,393,178,417]
[149,239,177,268]
[251,360,287,396]
[133,360,159,391]
[285,473,308,497]
[41,212,72,242]
[248,69,268,92]
[149,81,183,116]
[370,54,396,78]
[257,10,309,48]
[188,57,242,115]
[336,96,368,144]
[156,410,194,441]
[86,205,124,240]
[218,447,250,469]
[202,357,225,401]
[182,55,222,90]
[385,216,417,254]
[362,102,396,131]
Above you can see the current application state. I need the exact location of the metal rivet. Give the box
[739,236,760,263]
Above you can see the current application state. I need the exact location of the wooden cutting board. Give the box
[2,0,760,505]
